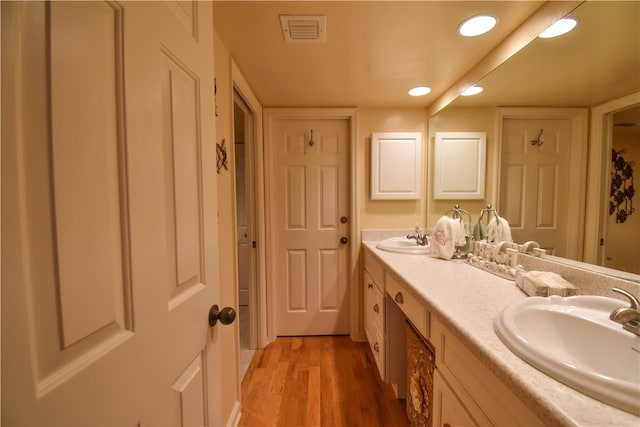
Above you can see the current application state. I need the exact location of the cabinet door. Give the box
[371,132,422,200]
[433,371,478,427]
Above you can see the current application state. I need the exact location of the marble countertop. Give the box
[363,241,640,427]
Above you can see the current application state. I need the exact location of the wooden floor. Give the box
[239,336,409,427]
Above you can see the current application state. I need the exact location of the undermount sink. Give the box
[376,236,430,254]
[494,295,640,415]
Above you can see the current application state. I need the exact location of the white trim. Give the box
[263,107,359,342]
[584,92,640,265]
[225,400,242,427]
[496,107,588,261]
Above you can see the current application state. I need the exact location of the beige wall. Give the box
[213,30,241,422]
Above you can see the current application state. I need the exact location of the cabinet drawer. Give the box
[364,248,385,290]
[369,328,385,379]
[364,271,384,340]
[433,370,484,427]
[386,271,428,338]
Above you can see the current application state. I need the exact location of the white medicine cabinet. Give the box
[433,131,486,200]
[370,132,423,200]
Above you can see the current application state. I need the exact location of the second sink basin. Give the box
[494,295,640,415]
[376,236,430,255]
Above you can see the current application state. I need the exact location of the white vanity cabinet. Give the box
[431,316,543,426]
[363,251,386,378]
[363,245,546,427]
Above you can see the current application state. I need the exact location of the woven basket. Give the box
[405,320,435,427]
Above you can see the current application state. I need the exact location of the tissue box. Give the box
[516,271,579,297]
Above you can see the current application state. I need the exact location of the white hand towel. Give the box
[431,216,464,260]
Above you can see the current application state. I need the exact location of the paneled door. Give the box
[268,116,350,335]
[2,2,224,425]
[500,118,572,255]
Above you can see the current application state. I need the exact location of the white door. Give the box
[269,117,350,335]
[2,2,225,425]
[500,118,572,255]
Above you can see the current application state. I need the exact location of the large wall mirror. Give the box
[429,1,640,280]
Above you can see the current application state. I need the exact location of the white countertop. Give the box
[363,241,640,427]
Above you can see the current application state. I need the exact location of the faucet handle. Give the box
[612,287,640,310]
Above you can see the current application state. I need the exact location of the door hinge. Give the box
[252,240,257,248]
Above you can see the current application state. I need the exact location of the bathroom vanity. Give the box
[362,239,640,426]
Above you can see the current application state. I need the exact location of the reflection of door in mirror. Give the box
[498,108,588,260]
[605,105,640,274]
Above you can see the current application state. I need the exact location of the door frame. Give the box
[264,107,358,342]
[496,107,588,260]
[584,91,640,265]
[231,62,268,348]
[232,90,257,348]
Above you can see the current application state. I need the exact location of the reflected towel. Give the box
[487,216,513,243]
[431,216,466,260]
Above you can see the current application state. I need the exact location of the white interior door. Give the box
[1,2,224,425]
[500,118,572,255]
[269,117,350,336]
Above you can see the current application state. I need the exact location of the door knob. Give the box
[208,304,236,327]
[340,236,348,244]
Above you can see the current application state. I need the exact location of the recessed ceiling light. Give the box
[461,86,484,96]
[539,17,578,38]
[408,86,431,97]
[458,15,497,37]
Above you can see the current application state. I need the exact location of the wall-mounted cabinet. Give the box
[434,132,486,199]
[371,132,423,200]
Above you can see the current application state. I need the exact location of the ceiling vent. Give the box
[280,15,326,42]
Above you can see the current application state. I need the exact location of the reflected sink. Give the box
[376,236,430,255]
[494,295,640,415]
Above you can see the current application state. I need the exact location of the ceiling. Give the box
[450,1,640,110]
[213,1,639,112]
[212,1,552,108]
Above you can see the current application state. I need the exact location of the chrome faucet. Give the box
[610,287,640,336]
[406,225,429,246]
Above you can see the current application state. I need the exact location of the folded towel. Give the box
[487,216,513,243]
[431,216,466,260]
[472,220,487,241]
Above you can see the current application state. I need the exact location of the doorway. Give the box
[265,110,354,337]
[604,105,640,274]
[233,91,257,378]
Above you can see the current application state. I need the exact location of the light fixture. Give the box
[461,86,484,96]
[458,15,497,37]
[539,17,578,38]
[408,86,431,97]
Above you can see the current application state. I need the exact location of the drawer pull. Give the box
[368,282,373,289]
[373,342,379,353]
[373,303,379,313]
[394,292,404,304]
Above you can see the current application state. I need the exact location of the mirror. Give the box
[429,1,640,281]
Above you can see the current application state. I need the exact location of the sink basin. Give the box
[494,295,640,415]
[376,236,430,254]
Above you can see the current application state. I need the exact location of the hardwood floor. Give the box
[239,336,409,427]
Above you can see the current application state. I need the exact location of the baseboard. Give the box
[225,400,242,427]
